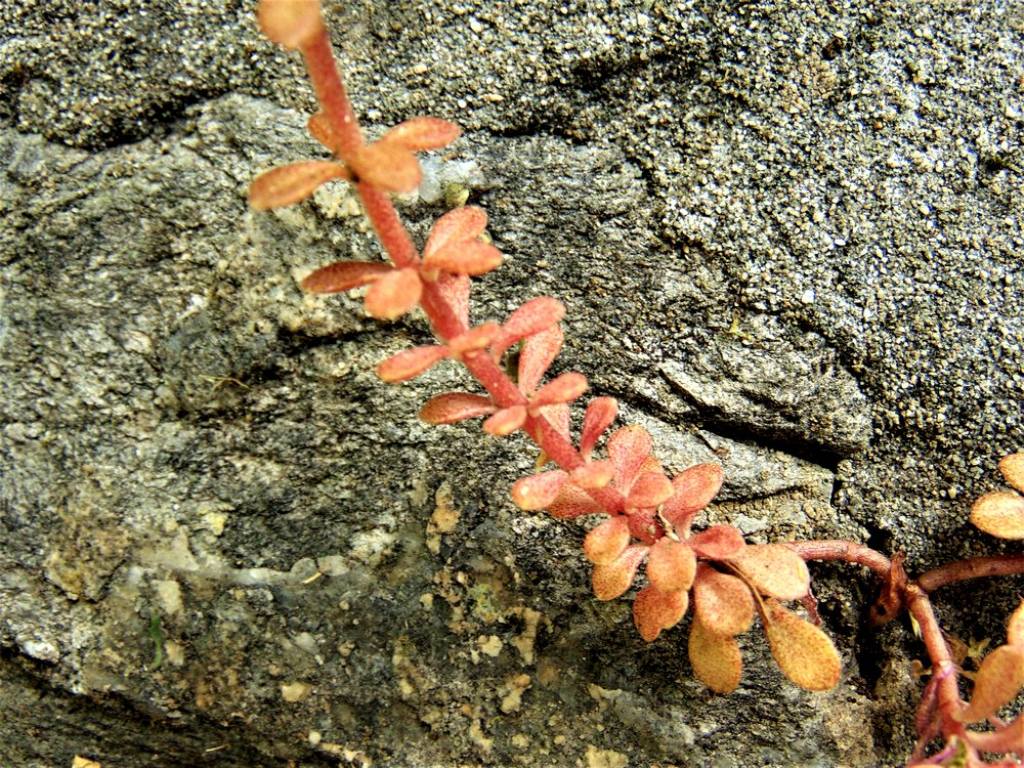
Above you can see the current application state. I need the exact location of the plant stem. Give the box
[917,553,1024,593]
[786,540,893,580]
[301,29,362,158]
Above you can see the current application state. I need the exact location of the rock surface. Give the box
[1,1,1022,767]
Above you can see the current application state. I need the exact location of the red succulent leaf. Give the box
[607,426,653,494]
[436,273,471,327]
[583,515,631,566]
[956,644,1024,724]
[364,267,422,319]
[762,600,841,691]
[633,585,688,643]
[419,392,495,424]
[547,483,603,519]
[510,470,568,511]
[380,116,461,152]
[376,345,451,383]
[689,614,743,694]
[536,403,571,442]
[999,452,1024,493]
[965,713,1024,756]
[1007,599,1024,647]
[592,545,647,601]
[483,405,527,436]
[490,297,566,363]
[728,544,810,601]
[688,525,746,559]
[257,0,324,50]
[249,160,351,210]
[307,111,339,154]
[692,564,755,637]
[422,239,503,276]
[580,397,618,459]
[517,325,563,395]
[424,206,488,259]
[970,491,1024,540]
[447,322,501,356]
[301,261,393,293]
[661,463,725,532]
[626,471,674,510]
[351,141,420,193]
[530,372,588,411]
[570,461,614,489]
[646,538,697,593]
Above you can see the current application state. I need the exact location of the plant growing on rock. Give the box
[250,2,1024,764]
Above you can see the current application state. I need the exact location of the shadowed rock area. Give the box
[1,2,1022,766]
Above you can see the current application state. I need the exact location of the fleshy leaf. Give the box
[607,426,653,493]
[436,274,471,327]
[580,397,618,459]
[517,325,563,395]
[729,544,810,601]
[364,267,422,319]
[692,565,755,637]
[1000,453,1024,493]
[535,403,571,442]
[422,240,503,276]
[646,538,697,593]
[301,261,393,293]
[688,525,746,559]
[547,483,603,519]
[970,491,1024,539]
[956,644,1024,723]
[307,112,339,153]
[570,461,614,489]
[626,472,675,510]
[592,545,647,601]
[419,393,495,424]
[689,614,743,694]
[447,322,501,356]
[583,515,631,566]
[381,117,461,152]
[258,0,324,50]
[661,463,725,531]
[249,161,350,210]
[530,372,588,410]
[351,141,420,193]
[376,345,449,383]
[633,585,688,643]
[424,206,488,262]
[763,600,841,691]
[964,712,1024,755]
[1008,599,1024,647]
[483,405,527,436]
[491,297,566,362]
[510,470,568,511]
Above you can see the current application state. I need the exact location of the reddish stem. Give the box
[300,29,362,159]
[786,540,893,580]
[917,554,1024,593]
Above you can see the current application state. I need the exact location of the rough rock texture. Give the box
[1,1,1022,767]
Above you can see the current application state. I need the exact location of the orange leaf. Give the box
[626,472,674,510]
[364,267,422,319]
[257,0,324,50]
[1001,453,1024,493]
[692,565,754,637]
[570,461,614,489]
[423,206,488,262]
[689,614,743,693]
[729,544,810,601]
[307,111,339,153]
[971,491,1024,539]
[419,392,495,424]
[763,600,841,691]
[662,463,724,531]
[422,240,503,276]
[249,161,350,210]
[491,297,566,362]
[510,470,568,511]
[381,116,462,152]
[688,525,745,559]
[1008,599,1024,647]
[530,372,588,410]
[351,141,420,193]
[535,403,571,442]
[633,585,688,642]
[517,325,563,394]
[580,397,618,459]
[583,515,631,566]
[956,644,1024,723]
[607,426,653,493]
[483,405,527,436]
[376,345,449,383]
[301,261,393,293]
[447,322,501,356]
[646,538,697,593]
[592,545,647,601]
[548,483,603,519]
